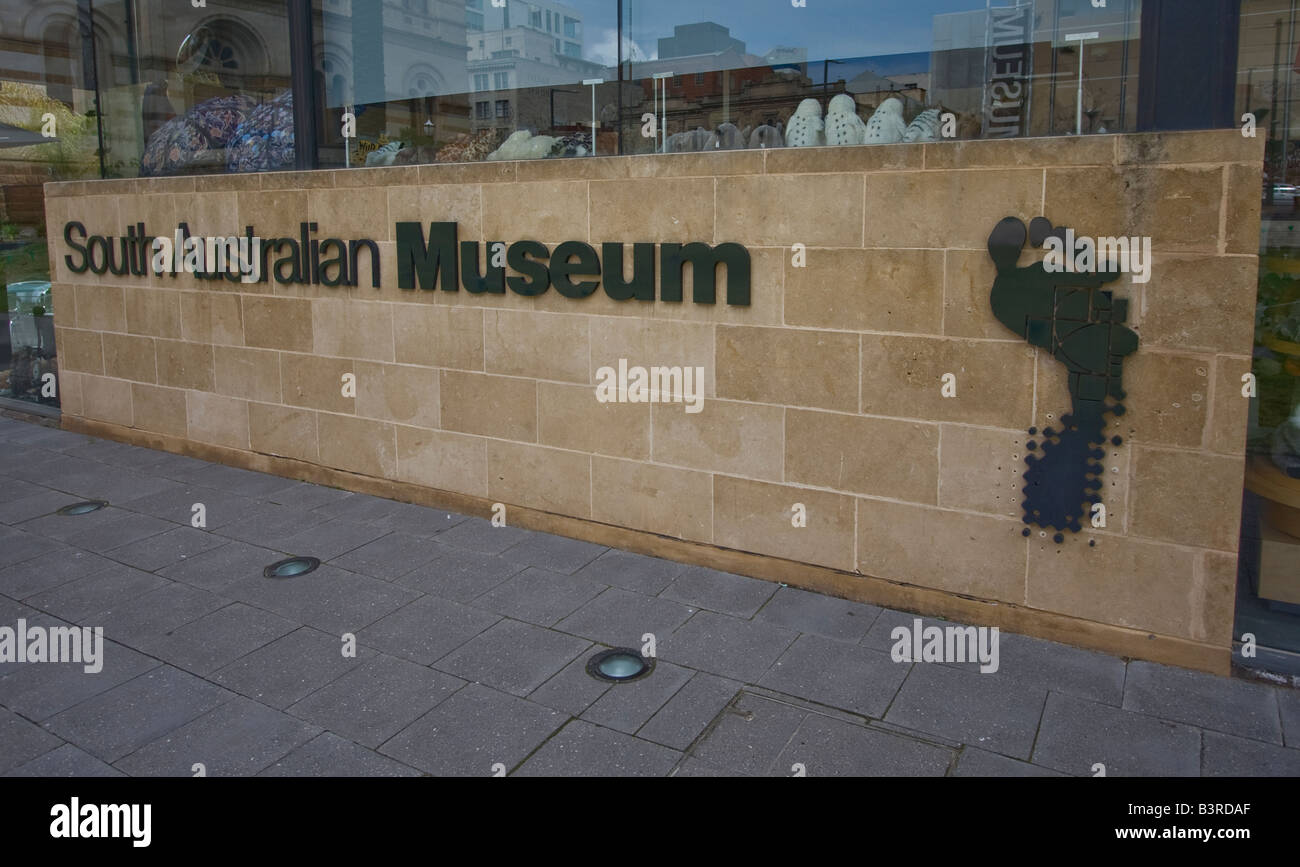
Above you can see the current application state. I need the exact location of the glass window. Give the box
[564,16,579,38]
[474,73,490,91]
[495,98,511,117]
[315,0,472,168]
[621,0,1143,156]
[1235,0,1300,666]
[0,4,99,410]
[494,71,510,89]
[476,100,490,119]
[92,0,295,176]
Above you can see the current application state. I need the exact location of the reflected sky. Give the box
[557,1,1137,65]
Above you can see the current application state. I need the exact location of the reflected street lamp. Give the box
[583,78,603,155]
[1064,31,1100,135]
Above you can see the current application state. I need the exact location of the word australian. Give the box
[62,220,373,286]
[61,220,753,305]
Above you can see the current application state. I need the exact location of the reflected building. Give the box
[464,0,605,134]
[931,0,1142,138]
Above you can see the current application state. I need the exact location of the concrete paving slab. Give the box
[211,627,370,709]
[883,663,1048,760]
[114,697,321,776]
[660,610,796,683]
[754,586,881,643]
[393,544,527,602]
[758,633,908,718]
[1033,693,1202,777]
[661,565,778,618]
[474,566,606,627]
[378,683,566,776]
[514,720,681,776]
[258,732,420,777]
[1123,660,1284,744]
[43,665,231,762]
[637,671,741,751]
[357,595,500,666]
[287,653,465,747]
[433,618,590,697]
[555,587,695,648]
[5,743,124,777]
[572,549,688,596]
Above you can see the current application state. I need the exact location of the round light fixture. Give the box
[263,556,321,578]
[57,500,108,516]
[586,648,654,683]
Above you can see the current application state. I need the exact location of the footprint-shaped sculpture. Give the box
[863,97,906,144]
[903,108,942,143]
[825,93,866,146]
[987,216,1139,536]
[784,98,825,148]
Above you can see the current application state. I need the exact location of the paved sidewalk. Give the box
[0,414,1297,777]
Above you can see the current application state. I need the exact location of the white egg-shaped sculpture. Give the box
[863,97,906,145]
[824,93,865,146]
[785,98,825,148]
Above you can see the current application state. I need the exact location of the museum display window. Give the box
[1236,0,1300,671]
[0,0,104,410]
[87,0,295,177]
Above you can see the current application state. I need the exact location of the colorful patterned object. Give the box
[226,89,295,173]
[903,108,943,143]
[140,93,257,176]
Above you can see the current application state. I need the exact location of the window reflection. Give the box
[0,0,101,409]
[1237,0,1300,661]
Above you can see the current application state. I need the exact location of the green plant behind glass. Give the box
[1254,253,1300,445]
[0,240,50,291]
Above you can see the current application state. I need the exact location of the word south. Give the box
[0,618,103,673]
[1043,229,1152,284]
[890,618,1000,673]
[595,360,705,413]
